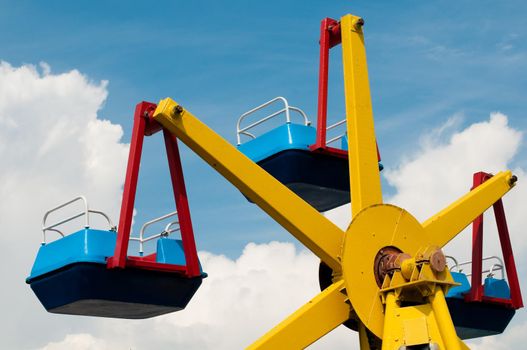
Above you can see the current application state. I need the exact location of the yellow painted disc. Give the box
[341,204,430,338]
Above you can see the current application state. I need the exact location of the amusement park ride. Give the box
[26,14,523,349]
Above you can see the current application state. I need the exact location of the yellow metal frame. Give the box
[152,13,517,350]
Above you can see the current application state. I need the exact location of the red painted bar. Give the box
[163,129,201,277]
[125,257,188,273]
[466,172,488,302]
[494,199,524,308]
[107,102,155,269]
[313,18,333,150]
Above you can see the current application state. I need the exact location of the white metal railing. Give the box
[236,96,310,145]
[129,211,181,256]
[448,255,505,280]
[41,196,116,245]
[446,255,459,269]
[325,118,347,146]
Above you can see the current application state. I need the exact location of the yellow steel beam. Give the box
[429,286,466,350]
[422,171,515,248]
[380,292,399,350]
[341,14,383,217]
[153,98,345,272]
[247,281,350,349]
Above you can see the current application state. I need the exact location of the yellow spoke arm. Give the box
[423,171,516,247]
[341,14,383,217]
[153,98,345,272]
[247,281,350,349]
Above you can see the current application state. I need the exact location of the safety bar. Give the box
[236,96,310,145]
[129,211,181,255]
[325,118,347,145]
[446,255,459,268]
[450,255,506,280]
[41,196,116,244]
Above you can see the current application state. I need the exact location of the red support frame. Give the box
[312,18,341,153]
[107,101,201,278]
[309,17,381,161]
[465,172,523,309]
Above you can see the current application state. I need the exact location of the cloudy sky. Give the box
[1,1,526,349]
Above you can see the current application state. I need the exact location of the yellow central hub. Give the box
[341,204,432,338]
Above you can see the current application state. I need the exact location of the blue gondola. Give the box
[237,97,382,212]
[27,196,205,319]
[446,260,516,339]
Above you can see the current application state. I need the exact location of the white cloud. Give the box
[39,334,110,350]
[385,113,521,220]
[0,61,128,349]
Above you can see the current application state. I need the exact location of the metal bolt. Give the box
[354,18,365,30]
[509,174,518,186]
[173,105,184,116]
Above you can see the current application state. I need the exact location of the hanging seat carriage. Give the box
[237,96,356,212]
[236,96,383,212]
[446,256,518,339]
[27,102,206,319]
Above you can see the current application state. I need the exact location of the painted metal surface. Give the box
[422,170,515,248]
[341,14,383,217]
[29,262,202,319]
[342,204,435,338]
[236,96,310,145]
[107,102,152,269]
[237,123,316,163]
[447,272,472,299]
[156,238,187,266]
[163,129,200,277]
[484,278,511,299]
[28,229,192,281]
[27,229,116,281]
[313,17,340,150]
[41,195,115,243]
[253,149,351,211]
[247,280,350,349]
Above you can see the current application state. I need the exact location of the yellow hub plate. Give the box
[341,204,431,338]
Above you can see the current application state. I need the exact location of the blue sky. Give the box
[1,1,527,349]
[2,0,526,258]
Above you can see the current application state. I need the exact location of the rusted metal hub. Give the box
[373,246,403,287]
[429,248,447,273]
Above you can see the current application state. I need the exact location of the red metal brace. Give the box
[465,172,523,309]
[310,17,381,161]
[107,101,201,278]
